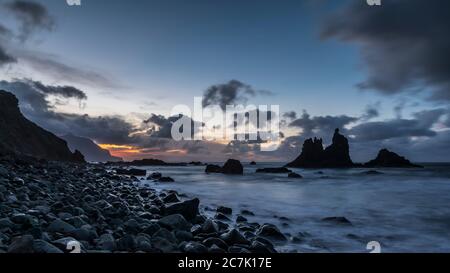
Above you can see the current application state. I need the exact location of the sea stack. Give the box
[286,129,355,168]
[364,149,422,168]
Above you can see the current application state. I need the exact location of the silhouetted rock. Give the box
[256,167,292,173]
[0,90,85,163]
[128,158,187,166]
[61,134,122,162]
[205,164,222,174]
[205,160,244,175]
[322,217,352,226]
[158,177,175,182]
[286,129,355,168]
[250,161,257,165]
[288,172,303,179]
[222,159,244,175]
[114,168,146,176]
[364,149,422,168]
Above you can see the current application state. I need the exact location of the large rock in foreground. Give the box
[364,149,422,168]
[0,90,85,163]
[286,129,355,168]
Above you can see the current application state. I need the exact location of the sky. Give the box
[0,0,449,162]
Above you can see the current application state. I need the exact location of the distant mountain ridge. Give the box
[0,90,85,162]
[61,134,122,163]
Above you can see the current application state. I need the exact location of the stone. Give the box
[115,168,146,176]
[8,235,34,253]
[116,234,136,251]
[158,177,175,182]
[222,159,244,175]
[322,217,352,225]
[256,168,292,173]
[158,214,192,231]
[0,217,15,229]
[236,215,248,223]
[217,206,232,215]
[215,212,231,221]
[241,209,255,216]
[220,229,249,245]
[182,242,208,253]
[153,228,177,244]
[203,237,228,250]
[288,172,303,179]
[174,230,193,242]
[164,198,200,221]
[162,192,180,203]
[33,240,63,253]
[201,219,219,234]
[96,234,116,251]
[205,164,222,174]
[148,172,162,180]
[256,224,287,241]
[48,219,76,234]
[151,237,176,253]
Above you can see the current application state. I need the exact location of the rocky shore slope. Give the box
[0,157,284,253]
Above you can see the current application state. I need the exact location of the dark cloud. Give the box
[143,113,204,139]
[202,80,272,110]
[361,102,380,121]
[27,79,87,100]
[289,110,358,139]
[321,0,450,102]
[0,45,16,66]
[4,0,55,41]
[283,111,297,120]
[349,109,446,142]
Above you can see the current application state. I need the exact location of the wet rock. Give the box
[151,237,176,253]
[228,246,251,253]
[250,161,257,165]
[205,164,222,174]
[256,224,287,241]
[217,206,232,215]
[222,159,244,175]
[249,240,276,253]
[158,177,175,182]
[147,172,162,180]
[33,240,63,253]
[288,172,303,179]
[322,217,352,226]
[158,214,192,231]
[48,219,76,234]
[201,219,219,234]
[153,228,177,244]
[241,209,255,216]
[236,215,248,223]
[174,230,193,242]
[182,242,208,253]
[52,237,80,252]
[215,212,231,221]
[162,192,180,203]
[70,226,98,242]
[220,229,249,245]
[256,168,292,173]
[116,234,136,251]
[136,234,154,252]
[209,244,226,253]
[0,217,15,229]
[115,168,146,176]
[8,235,34,253]
[164,198,200,221]
[203,237,228,250]
[142,223,161,236]
[96,234,116,251]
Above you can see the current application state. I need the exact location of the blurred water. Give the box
[138,163,450,253]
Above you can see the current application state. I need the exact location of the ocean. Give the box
[138,163,450,253]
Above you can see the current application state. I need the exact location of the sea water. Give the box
[139,163,450,253]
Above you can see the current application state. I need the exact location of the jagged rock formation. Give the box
[61,134,122,163]
[364,149,422,168]
[0,90,85,163]
[286,129,355,168]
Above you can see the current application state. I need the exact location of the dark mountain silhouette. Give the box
[0,90,85,162]
[286,129,355,168]
[61,134,122,163]
[364,149,422,168]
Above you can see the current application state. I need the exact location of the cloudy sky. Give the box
[0,0,449,162]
